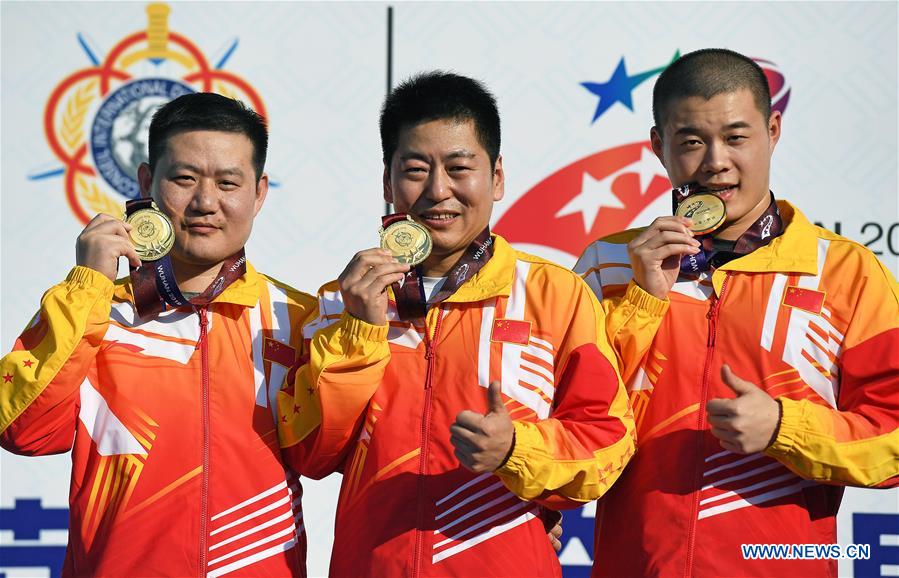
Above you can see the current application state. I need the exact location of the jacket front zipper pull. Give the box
[196,307,208,350]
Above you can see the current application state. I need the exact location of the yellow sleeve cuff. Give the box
[624,280,669,317]
[765,396,803,457]
[65,266,115,292]
[494,421,545,489]
[338,312,389,347]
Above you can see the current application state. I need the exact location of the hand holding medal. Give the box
[626,188,702,300]
[336,218,414,325]
[75,213,142,282]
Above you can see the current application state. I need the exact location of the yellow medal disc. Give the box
[675,193,727,236]
[379,216,432,266]
[125,205,175,261]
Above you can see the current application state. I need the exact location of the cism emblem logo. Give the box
[34,3,267,224]
[496,54,790,257]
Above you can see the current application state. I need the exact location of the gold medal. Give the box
[675,193,727,236]
[125,203,175,261]
[379,216,432,266]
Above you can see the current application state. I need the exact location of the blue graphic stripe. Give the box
[28,168,66,181]
[77,33,99,66]
[215,39,239,70]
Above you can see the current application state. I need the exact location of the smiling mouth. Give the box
[698,184,738,199]
[417,212,460,227]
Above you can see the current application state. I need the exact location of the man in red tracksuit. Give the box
[575,48,899,577]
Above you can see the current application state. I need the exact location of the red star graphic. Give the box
[281,415,288,423]
[22,359,34,368]
[2,373,13,384]
[306,386,315,396]
[293,404,301,414]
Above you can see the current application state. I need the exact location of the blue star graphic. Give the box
[582,51,680,124]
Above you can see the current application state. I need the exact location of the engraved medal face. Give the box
[379,217,432,266]
[125,207,175,261]
[675,193,727,236]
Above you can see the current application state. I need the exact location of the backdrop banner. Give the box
[2,2,896,577]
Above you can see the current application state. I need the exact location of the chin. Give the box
[172,249,232,267]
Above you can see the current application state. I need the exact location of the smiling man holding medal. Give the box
[574,48,899,577]
[0,93,312,577]
[277,71,642,577]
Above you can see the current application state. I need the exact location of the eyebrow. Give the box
[168,163,245,177]
[673,121,753,136]
[398,150,478,162]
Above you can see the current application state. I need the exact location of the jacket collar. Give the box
[121,259,262,309]
[712,200,819,291]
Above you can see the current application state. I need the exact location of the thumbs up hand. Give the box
[450,381,515,472]
[706,365,782,454]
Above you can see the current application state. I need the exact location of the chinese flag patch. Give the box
[782,286,826,315]
[491,319,531,345]
[263,337,296,367]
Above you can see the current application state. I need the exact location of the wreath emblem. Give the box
[40,3,267,224]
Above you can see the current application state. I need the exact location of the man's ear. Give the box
[492,155,505,202]
[650,127,666,167]
[253,173,269,217]
[137,163,153,199]
[767,110,782,153]
[382,165,394,204]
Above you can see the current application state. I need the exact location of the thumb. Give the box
[486,381,507,416]
[721,364,758,397]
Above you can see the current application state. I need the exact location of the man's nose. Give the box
[701,141,732,175]
[423,168,453,202]
[190,179,219,213]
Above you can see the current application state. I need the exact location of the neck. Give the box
[421,251,463,277]
[714,193,772,241]
[171,257,225,293]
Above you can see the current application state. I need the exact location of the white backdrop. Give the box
[1,2,897,577]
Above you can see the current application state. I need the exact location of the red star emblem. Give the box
[22,359,34,368]
[2,373,13,384]
[293,404,301,414]
[281,415,288,423]
[306,386,315,396]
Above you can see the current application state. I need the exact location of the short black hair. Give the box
[653,48,771,132]
[148,92,268,181]
[380,71,501,172]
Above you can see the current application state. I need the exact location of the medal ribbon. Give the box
[383,213,494,320]
[674,188,784,274]
[126,199,247,318]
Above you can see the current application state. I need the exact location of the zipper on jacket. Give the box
[197,306,210,577]
[684,275,730,578]
[412,307,444,578]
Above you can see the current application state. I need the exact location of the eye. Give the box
[219,180,239,189]
[681,138,703,148]
[403,166,428,179]
[727,135,748,144]
[173,174,196,184]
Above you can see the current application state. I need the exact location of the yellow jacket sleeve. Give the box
[601,281,669,386]
[0,266,114,454]
[765,253,899,488]
[494,274,636,507]
[279,310,389,479]
[573,240,669,387]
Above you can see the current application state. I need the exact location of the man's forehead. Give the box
[161,130,254,158]
[395,118,485,156]
[664,90,763,128]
